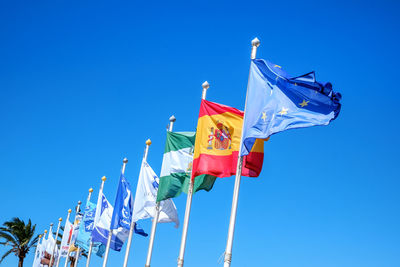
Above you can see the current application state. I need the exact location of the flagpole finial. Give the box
[89,188,93,193]
[102,176,107,181]
[58,217,62,222]
[251,37,260,47]
[78,201,82,205]
[68,209,72,213]
[202,81,209,100]
[44,230,47,233]
[39,234,42,238]
[146,139,152,146]
[50,223,53,227]
[251,38,260,60]
[202,81,209,90]
[123,157,128,164]
[169,115,176,123]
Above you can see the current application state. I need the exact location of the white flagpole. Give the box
[102,158,128,267]
[33,233,42,265]
[86,177,106,267]
[122,138,151,267]
[223,37,260,267]
[145,115,176,267]
[74,188,93,267]
[64,200,82,267]
[177,81,209,267]
[56,209,72,267]
[50,217,63,266]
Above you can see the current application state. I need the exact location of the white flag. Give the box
[132,160,179,227]
[32,242,42,267]
[59,219,73,257]
[91,193,129,251]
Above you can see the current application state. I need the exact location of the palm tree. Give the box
[0,217,38,267]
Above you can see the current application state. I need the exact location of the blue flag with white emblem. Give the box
[76,200,105,257]
[110,173,149,237]
[241,59,342,156]
[110,174,133,231]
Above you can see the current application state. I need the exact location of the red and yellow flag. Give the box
[192,99,264,179]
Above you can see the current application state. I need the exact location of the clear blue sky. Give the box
[1,0,399,266]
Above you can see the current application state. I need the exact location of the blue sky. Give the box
[1,0,399,266]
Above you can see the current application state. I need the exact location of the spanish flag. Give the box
[192,99,264,179]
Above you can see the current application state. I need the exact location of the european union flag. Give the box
[241,59,341,156]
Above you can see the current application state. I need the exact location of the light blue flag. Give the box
[91,193,129,251]
[76,200,105,257]
[241,59,342,156]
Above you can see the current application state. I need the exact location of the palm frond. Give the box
[0,248,14,264]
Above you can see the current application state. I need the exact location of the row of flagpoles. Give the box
[32,36,342,267]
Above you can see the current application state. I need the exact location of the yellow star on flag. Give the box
[299,100,309,107]
[261,112,267,121]
[278,107,288,115]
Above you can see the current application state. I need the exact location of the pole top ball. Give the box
[169,115,176,122]
[89,188,93,193]
[44,230,48,233]
[251,37,260,47]
[102,176,107,181]
[39,235,42,238]
[68,209,72,213]
[146,139,152,146]
[50,223,53,227]
[58,217,62,222]
[78,200,82,205]
[202,81,210,90]
[123,158,128,164]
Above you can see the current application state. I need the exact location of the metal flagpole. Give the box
[86,177,106,267]
[177,81,209,267]
[56,209,72,267]
[223,37,260,267]
[122,139,151,267]
[64,200,82,267]
[145,115,176,267]
[33,233,42,264]
[74,188,93,267]
[50,217,63,266]
[102,158,128,267]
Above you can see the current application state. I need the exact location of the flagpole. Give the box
[50,217,63,266]
[86,177,106,267]
[33,233,42,265]
[123,138,151,267]
[74,188,93,267]
[103,159,128,267]
[145,116,176,267]
[223,37,260,267]
[177,81,209,267]
[64,200,82,267]
[56,209,72,267]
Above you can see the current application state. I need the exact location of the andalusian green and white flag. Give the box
[156,131,217,202]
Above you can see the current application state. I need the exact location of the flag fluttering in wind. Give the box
[192,99,265,178]
[156,131,217,202]
[76,200,105,257]
[59,219,73,258]
[241,59,342,156]
[110,174,134,234]
[32,241,42,267]
[133,160,179,227]
[91,193,129,251]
